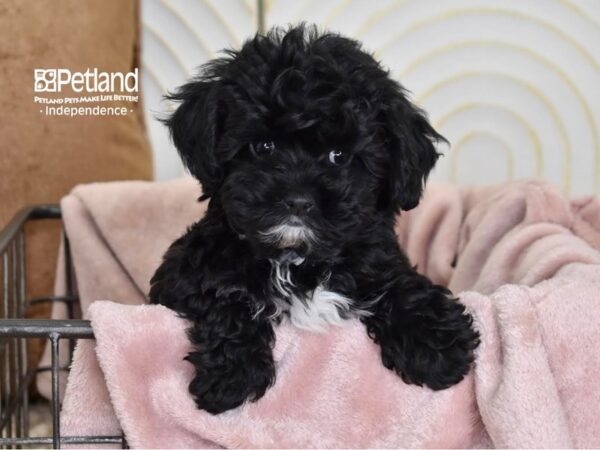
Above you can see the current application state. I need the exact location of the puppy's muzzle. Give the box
[259,223,316,248]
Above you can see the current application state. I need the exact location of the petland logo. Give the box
[33,67,140,116]
[34,68,138,93]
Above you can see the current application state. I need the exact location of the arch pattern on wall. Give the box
[142,0,600,196]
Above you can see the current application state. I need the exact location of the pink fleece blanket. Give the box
[43,178,600,448]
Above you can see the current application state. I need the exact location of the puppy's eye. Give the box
[251,140,276,156]
[328,149,349,166]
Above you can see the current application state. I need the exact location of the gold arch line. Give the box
[158,0,218,58]
[142,22,192,78]
[200,0,245,45]
[434,102,543,176]
[322,0,355,28]
[398,39,599,191]
[450,131,515,183]
[369,6,600,79]
[561,0,600,34]
[140,67,175,125]
[354,0,408,38]
[416,71,571,191]
[140,63,169,96]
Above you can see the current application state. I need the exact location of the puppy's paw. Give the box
[186,351,275,414]
[380,287,480,390]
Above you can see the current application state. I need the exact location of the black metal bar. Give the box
[18,231,25,316]
[0,334,3,440]
[0,341,2,439]
[0,204,127,448]
[3,251,12,442]
[0,320,93,339]
[0,368,33,432]
[11,240,22,444]
[50,333,60,449]
[17,228,30,448]
[1,252,5,441]
[63,232,77,361]
[3,253,8,316]
[35,366,70,374]
[0,435,124,446]
[63,233,73,313]
[0,205,60,255]
[29,296,75,306]
[19,228,28,444]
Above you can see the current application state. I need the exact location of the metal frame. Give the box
[0,205,125,448]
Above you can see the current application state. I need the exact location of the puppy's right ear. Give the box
[164,80,223,198]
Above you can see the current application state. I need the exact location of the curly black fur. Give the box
[150,24,480,414]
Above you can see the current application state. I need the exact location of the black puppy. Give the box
[150,25,479,414]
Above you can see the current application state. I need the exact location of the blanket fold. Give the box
[46,178,600,448]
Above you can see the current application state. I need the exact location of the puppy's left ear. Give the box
[164,79,224,199]
[380,87,446,212]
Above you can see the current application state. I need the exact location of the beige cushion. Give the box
[0,0,153,377]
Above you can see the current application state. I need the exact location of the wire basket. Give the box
[0,205,125,448]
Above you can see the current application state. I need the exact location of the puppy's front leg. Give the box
[149,223,276,414]
[362,269,479,390]
[185,299,276,414]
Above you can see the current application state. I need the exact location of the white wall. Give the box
[140,0,256,180]
[142,0,600,196]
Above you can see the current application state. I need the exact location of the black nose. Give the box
[284,196,314,215]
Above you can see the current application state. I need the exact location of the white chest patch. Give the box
[288,285,352,332]
[268,257,353,332]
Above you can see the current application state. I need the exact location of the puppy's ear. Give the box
[380,87,446,212]
[164,80,223,198]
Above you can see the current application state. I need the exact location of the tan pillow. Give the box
[0,0,153,376]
